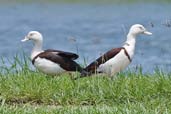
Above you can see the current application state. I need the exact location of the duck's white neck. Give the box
[31,40,43,60]
[124,33,136,47]
[123,33,137,58]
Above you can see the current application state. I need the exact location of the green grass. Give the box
[0,56,171,113]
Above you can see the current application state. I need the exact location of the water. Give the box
[0,3,170,73]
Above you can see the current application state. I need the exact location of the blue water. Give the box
[0,3,171,73]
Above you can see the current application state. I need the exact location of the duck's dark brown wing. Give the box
[44,49,79,60]
[83,47,124,74]
[32,50,82,72]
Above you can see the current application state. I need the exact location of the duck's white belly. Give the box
[97,50,130,76]
[34,57,65,74]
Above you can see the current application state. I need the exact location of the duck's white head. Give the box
[129,24,152,36]
[21,31,43,42]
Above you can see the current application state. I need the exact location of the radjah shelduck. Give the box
[81,24,152,77]
[22,31,84,75]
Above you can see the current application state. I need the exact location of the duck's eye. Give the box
[30,33,34,36]
[139,26,143,29]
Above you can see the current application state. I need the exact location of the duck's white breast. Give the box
[34,57,65,74]
[98,50,130,75]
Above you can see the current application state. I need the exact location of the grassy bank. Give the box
[0,58,171,114]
